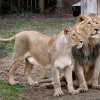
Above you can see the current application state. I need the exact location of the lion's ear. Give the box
[77,14,88,23]
[64,27,70,35]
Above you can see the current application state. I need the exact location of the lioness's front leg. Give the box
[64,66,79,95]
[75,64,88,92]
[51,67,64,96]
[92,55,100,89]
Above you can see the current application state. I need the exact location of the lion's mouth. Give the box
[91,33,99,39]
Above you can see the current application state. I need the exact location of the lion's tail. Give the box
[0,36,15,42]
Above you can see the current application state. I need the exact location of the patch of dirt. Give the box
[0,43,7,58]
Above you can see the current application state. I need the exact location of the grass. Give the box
[0,80,26,100]
[5,32,15,52]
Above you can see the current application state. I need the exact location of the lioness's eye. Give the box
[73,34,76,37]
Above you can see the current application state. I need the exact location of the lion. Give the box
[0,27,84,96]
[72,14,100,92]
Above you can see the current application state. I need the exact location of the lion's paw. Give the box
[92,85,100,90]
[9,80,19,85]
[29,82,39,87]
[69,89,80,95]
[78,87,88,92]
[54,87,64,96]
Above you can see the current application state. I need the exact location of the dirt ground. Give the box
[1,54,100,100]
[0,14,100,100]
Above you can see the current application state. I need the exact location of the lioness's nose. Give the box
[80,41,83,43]
[94,29,99,32]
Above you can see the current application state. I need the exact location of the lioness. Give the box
[72,14,100,92]
[0,27,84,96]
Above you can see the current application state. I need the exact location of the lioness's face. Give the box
[64,27,83,49]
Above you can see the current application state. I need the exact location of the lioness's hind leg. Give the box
[8,56,24,85]
[25,57,39,86]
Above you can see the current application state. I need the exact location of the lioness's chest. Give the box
[54,56,73,70]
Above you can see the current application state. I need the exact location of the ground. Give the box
[0,14,100,100]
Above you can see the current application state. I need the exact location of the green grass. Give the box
[0,80,26,100]
[5,32,15,52]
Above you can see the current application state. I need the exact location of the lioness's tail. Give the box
[0,36,15,42]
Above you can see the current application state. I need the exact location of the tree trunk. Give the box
[81,0,97,14]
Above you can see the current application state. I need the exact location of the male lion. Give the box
[0,27,84,96]
[72,14,100,92]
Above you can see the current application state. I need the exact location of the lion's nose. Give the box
[94,29,99,32]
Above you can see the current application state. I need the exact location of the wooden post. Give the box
[0,0,2,13]
[39,0,44,13]
[56,0,63,13]
[0,0,2,8]
[81,0,97,14]
[31,0,32,11]
[97,0,100,15]
[27,0,28,10]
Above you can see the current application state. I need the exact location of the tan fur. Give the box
[0,28,83,96]
[73,14,100,92]
[0,36,15,42]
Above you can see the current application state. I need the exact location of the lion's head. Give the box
[76,14,100,45]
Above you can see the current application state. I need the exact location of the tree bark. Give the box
[81,0,97,14]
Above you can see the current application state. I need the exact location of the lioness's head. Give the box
[64,27,83,49]
[76,14,100,45]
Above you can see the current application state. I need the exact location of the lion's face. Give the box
[64,27,83,49]
[76,14,100,45]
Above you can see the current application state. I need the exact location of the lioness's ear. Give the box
[77,14,88,23]
[64,27,70,35]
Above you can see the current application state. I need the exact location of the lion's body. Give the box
[72,14,100,91]
[12,31,51,66]
[72,43,100,81]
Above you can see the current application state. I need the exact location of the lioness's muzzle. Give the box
[77,41,83,49]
